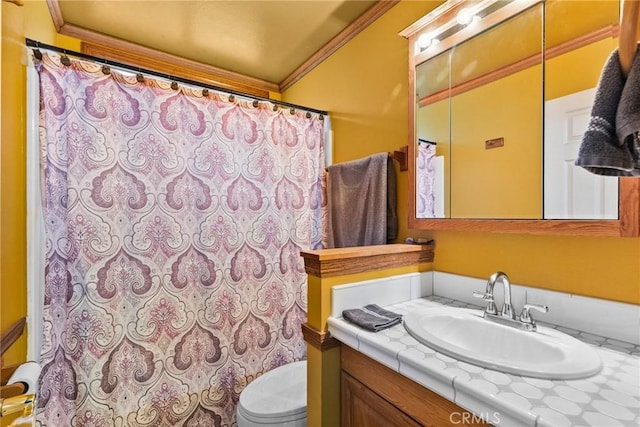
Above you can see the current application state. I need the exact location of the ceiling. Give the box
[51,0,382,90]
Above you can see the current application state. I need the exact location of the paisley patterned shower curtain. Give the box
[34,52,325,426]
[416,142,436,218]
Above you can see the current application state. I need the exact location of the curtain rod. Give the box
[25,38,328,117]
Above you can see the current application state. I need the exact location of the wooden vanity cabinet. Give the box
[342,372,421,427]
[341,344,490,426]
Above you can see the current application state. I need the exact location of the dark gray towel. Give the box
[575,49,640,176]
[386,158,398,243]
[616,46,640,175]
[342,304,402,332]
[327,153,397,248]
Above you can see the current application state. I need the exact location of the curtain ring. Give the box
[171,81,179,90]
[319,114,324,121]
[60,55,71,66]
[136,73,145,83]
[289,108,296,115]
[228,94,235,103]
[272,104,278,112]
[33,49,43,60]
[306,112,312,119]
[101,65,111,75]
[253,100,259,108]
[202,88,209,97]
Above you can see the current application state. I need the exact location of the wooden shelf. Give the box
[300,243,434,278]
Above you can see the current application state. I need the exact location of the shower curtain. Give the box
[34,51,326,426]
[417,142,436,218]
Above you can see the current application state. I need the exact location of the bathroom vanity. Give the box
[341,345,488,426]
[328,272,640,427]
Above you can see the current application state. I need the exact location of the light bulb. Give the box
[417,33,440,51]
[417,33,433,49]
[456,8,476,26]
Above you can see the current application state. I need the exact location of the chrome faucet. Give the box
[473,271,548,332]
[480,271,514,319]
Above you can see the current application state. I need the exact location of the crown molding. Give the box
[45,0,396,96]
[279,0,400,92]
[45,0,278,97]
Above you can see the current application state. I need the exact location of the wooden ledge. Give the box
[300,243,434,278]
[302,323,340,351]
[1,317,26,357]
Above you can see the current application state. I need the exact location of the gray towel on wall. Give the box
[386,158,398,243]
[575,49,640,176]
[342,304,402,332]
[327,153,397,248]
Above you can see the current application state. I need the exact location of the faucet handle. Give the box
[519,304,549,324]
[473,290,493,301]
[473,291,497,315]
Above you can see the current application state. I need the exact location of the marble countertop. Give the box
[328,296,640,427]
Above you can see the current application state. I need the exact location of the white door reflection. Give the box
[544,88,619,219]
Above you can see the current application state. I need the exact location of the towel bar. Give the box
[324,148,408,172]
[388,146,408,171]
[619,0,640,77]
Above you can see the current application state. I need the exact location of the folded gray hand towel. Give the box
[342,304,402,332]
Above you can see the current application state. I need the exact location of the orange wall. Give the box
[1,0,80,365]
[283,1,640,305]
[450,65,542,219]
[283,1,442,243]
[419,66,543,219]
[546,37,615,100]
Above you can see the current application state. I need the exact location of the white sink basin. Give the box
[403,306,602,380]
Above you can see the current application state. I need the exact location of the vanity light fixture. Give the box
[411,0,518,57]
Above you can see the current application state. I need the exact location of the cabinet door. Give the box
[342,371,421,427]
[341,345,491,426]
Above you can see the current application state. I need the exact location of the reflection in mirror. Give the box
[403,0,640,236]
[450,5,542,218]
[416,50,450,218]
[415,4,543,219]
[544,0,620,219]
[417,139,445,218]
[412,0,622,221]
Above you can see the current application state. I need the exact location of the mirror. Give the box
[402,0,640,236]
[414,2,544,219]
[544,0,620,219]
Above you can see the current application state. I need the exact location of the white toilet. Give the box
[236,360,307,427]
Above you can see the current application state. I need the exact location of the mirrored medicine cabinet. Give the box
[401,0,640,236]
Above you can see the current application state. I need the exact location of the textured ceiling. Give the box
[56,0,378,84]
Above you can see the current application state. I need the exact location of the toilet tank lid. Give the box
[239,360,307,419]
